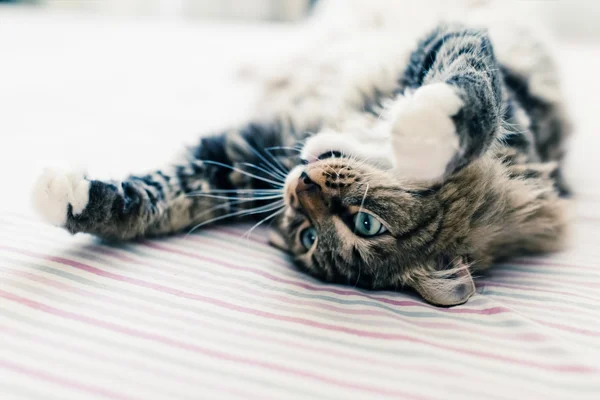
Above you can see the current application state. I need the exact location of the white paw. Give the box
[32,169,90,226]
[301,132,361,163]
[390,82,464,181]
[300,131,391,167]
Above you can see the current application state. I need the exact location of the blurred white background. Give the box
[0,0,599,213]
[18,0,313,20]
[7,0,599,41]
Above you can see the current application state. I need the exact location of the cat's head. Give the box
[267,140,567,306]
[269,146,477,306]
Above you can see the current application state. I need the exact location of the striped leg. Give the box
[33,121,301,240]
[390,25,503,181]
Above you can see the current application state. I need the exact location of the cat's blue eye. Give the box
[353,212,387,237]
[300,227,317,250]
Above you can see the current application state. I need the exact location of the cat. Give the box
[32,1,571,306]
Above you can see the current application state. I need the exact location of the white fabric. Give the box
[1,8,599,400]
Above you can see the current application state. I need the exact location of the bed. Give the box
[1,8,599,400]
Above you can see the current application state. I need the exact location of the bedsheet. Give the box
[1,8,599,400]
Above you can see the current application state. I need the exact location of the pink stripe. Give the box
[479,281,600,302]
[533,321,600,337]
[479,295,600,318]
[87,244,532,337]
[17,263,544,343]
[0,325,250,399]
[2,246,596,373]
[0,358,140,400]
[183,231,600,306]
[91,246,552,342]
[261,291,546,342]
[214,226,270,245]
[3,267,463,377]
[169,235,599,308]
[142,241,510,315]
[0,289,432,400]
[6,269,80,292]
[181,233,288,265]
[54,248,557,345]
[510,259,600,272]
[487,271,600,288]
[91,246,141,263]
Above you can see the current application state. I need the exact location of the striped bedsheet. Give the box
[2,11,600,400]
[1,209,599,400]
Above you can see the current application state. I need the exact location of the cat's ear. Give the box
[410,257,475,306]
[268,229,289,253]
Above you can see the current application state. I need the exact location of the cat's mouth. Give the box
[284,155,364,213]
[290,149,347,209]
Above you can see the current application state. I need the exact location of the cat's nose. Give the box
[296,171,320,194]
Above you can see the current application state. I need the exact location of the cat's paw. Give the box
[300,132,362,163]
[300,131,391,167]
[32,168,90,226]
[390,82,464,181]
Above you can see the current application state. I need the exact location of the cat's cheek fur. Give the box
[390,82,464,181]
[32,169,90,226]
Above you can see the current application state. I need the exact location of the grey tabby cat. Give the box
[33,5,571,306]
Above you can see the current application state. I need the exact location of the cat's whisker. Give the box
[187,198,251,228]
[245,143,289,179]
[198,160,284,187]
[186,193,283,201]
[187,200,285,236]
[240,162,287,182]
[242,206,286,239]
[264,145,302,153]
[264,148,291,176]
[193,188,282,194]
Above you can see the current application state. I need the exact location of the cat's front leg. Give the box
[32,122,298,240]
[32,165,196,240]
[390,25,503,182]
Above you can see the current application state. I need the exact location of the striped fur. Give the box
[33,13,570,305]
